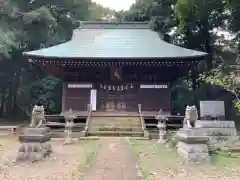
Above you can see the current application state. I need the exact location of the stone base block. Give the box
[196,120,236,128]
[177,141,210,163]
[195,120,239,144]
[17,152,45,162]
[79,131,87,137]
[16,142,52,162]
[23,127,51,135]
[143,130,150,139]
[19,134,51,143]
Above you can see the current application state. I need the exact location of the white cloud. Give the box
[92,0,135,11]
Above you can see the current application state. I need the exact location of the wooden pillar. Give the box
[62,82,67,112]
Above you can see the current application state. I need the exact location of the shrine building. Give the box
[23,21,207,115]
[23,22,208,137]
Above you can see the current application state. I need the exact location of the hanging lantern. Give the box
[113,85,116,91]
[130,84,133,89]
[108,85,111,91]
[117,86,120,91]
[121,85,124,91]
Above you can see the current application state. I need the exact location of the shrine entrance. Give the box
[97,84,137,112]
[105,99,127,112]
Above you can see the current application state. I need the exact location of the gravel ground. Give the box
[131,139,240,180]
[0,138,98,180]
[84,137,141,180]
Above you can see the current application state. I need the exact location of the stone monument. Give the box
[16,105,52,162]
[62,109,76,145]
[176,105,210,163]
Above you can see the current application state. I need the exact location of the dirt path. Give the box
[84,137,141,180]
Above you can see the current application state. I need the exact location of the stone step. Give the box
[90,121,141,124]
[91,116,140,120]
[50,131,85,138]
[90,127,142,132]
[90,119,141,125]
[89,124,142,127]
[50,128,85,132]
[88,116,143,137]
[87,131,143,137]
[47,122,86,128]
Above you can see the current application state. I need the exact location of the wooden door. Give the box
[98,90,136,111]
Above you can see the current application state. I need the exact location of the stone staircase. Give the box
[87,116,144,137]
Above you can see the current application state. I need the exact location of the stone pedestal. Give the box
[195,120,238,141]
[157,120,166,143]
[195,120,239,150]
[16,127,52,162]
[176,128,210,163]
[64,119,74,145]
[64,129,73,145]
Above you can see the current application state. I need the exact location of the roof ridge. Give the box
[79,21,150,29]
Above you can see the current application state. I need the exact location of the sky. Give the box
[92,0,136,11]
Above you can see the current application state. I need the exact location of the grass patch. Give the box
[77,140,100,179]
[210,150,240,169]
[130,139,178,179]
[131,139,240,179]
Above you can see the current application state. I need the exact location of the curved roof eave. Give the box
[23,25,208,60]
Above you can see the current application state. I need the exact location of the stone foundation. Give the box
[195,121,239,147]
[16,127,52,162]
[176,128,210,163]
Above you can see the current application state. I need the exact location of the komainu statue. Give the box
[30,105,46,128]
[17,104,51,162]
[183,105,198,128]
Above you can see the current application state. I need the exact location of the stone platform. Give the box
[176,128,210,163]
[195,120,239,147]
[16,127,52,162]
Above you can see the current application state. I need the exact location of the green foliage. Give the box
[123,0,240,118]
[0,29,17,57]
[89,2,115,20]
[200,67,240,115]
[0,0,112,118]
[17,75,61,115]
[121,0,176,34]
[1,0,240,120]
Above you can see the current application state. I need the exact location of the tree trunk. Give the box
[200,20,213,70]
[0,88,6,117]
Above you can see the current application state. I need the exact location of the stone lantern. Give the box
[62,109,76,145]
[155,109,167,143]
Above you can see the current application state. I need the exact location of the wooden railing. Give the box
[138,104,146,132]
[84,104,92,132]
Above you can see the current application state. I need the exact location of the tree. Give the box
[175,0,227,69]
[0,0,111,118]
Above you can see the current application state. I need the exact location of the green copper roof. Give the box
[23,21,207,59]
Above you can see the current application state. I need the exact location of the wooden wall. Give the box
[62,83,91,112]
[62,82,170,112]
[138,88,170,111]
